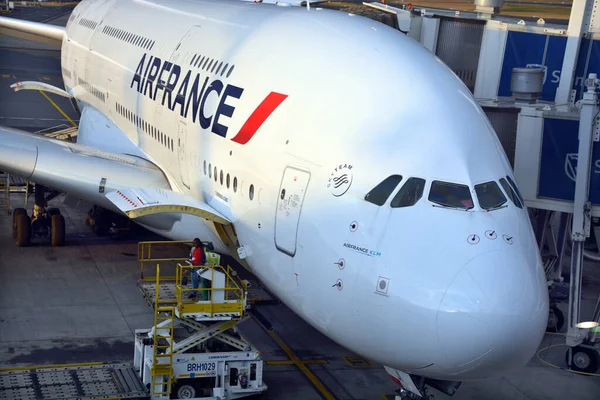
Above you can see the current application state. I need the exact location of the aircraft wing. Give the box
[0,15,65,46]
[105,187,231,225]
[0,125,170,213]
[0,125,230,228]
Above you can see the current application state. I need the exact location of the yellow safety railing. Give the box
[175,263,248,318]
[138,240,193,280]
[151,265,174,396]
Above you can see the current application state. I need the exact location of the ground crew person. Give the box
[188,238,204,299]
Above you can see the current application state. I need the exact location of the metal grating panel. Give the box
[484,107,519,167]
[435,18,485,92]
[0,364,147,400]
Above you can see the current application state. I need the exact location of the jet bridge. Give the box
[364,0,600,375]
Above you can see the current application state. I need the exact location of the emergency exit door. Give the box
[275,167,310,257]
[178,121,189,189]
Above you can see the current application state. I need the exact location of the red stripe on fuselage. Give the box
[230,92,288,145]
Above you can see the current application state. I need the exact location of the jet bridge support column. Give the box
[567,74,599,347]
[555,0,595,106]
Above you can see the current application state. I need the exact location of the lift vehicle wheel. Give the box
[546,305,564,332]
[566,345,600,373]
[47,208,61,217]
[51,214,66,247]
[15,213,31,247]
[12,208,26,239]
[172,381,196,399]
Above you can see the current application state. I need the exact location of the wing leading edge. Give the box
[0,15,65,46]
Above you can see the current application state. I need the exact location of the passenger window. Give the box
[390,178,425,208]
[214,166,217,182]
[220,170,223,185]
[203,161,207,175]
[226,173,230,188]
[233,177,238,193]
[209,163,212,178]
[249,184,254,200]
[499,178,523,209]
[428,181,474,209]
[475,181,507,210]
[365,175,402,206]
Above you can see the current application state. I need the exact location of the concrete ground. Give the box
[1,4,599,400]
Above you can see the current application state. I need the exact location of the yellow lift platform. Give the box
[136,240,278,309]
[133,240,268,399]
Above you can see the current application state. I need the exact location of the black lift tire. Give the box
[51,214,66,247]
[47,208,61,217]
[12,208,26,238]
[15,213,31,247]
[547,305,565,333]
[172,381,197,399]
[566,345,600,374]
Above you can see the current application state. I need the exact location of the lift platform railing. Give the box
[175,263,248,319]
[138,240,193,280]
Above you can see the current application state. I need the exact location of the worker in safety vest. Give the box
[188,238,205,299]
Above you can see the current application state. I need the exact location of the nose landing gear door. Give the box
[275,167,310,257]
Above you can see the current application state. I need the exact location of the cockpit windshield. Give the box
[391,177,426,208]
[428,181,474,210]
[475,181,507,211]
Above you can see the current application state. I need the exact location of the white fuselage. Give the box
[59,0,548,382]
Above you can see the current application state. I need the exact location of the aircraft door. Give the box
[275,167,310,257]
[178,120,190,189]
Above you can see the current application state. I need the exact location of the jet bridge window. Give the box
[428,181,474,209]
[390,177,426,208]
[365,175,403,206]
[499,178,523,209]
[474,181,507,210]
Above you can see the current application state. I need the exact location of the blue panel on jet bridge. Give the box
[538,118,600,204]
[498,31,567,102]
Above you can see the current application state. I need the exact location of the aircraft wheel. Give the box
[15,214,31,247]
[47,208,61,217]
[566,346,600,373]
[12,208,26,238]
[90,207,110,236]
[51,214,66,247]
[172,382,196,399]
[546,305,564,333]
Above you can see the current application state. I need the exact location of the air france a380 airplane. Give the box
[0,0,548,397]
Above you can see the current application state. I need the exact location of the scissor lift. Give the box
[133,256,268,400]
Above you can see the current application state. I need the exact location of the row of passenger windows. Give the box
[189,54,235,78]
[365,175,524,211]
[203,160,256,201]
[79,18,98,30]
[78,77,106,103]
[102,25,155,50]
[115,103,174,152]
[62,67,72,80]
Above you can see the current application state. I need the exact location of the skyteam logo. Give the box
[130,53,287,144]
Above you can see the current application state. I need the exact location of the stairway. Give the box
[151,266,175,398]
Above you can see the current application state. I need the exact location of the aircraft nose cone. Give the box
[437,251,548,378]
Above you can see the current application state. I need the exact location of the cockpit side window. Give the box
[499,178,523,209]
[390,177,426,208]
[475,181,507,210]
[365,175,403,206]
[428,181,474,209]
[506,176,524,204]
